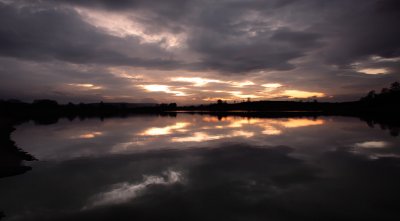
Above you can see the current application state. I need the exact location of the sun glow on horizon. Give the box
[68,83,102,90]
[231,81,255,87]
[171,77,256,88]
[230,91,261,99]
[134,76,326,102]
[283,90,324,99]
[262,83,282,88]
[141,84,188,96]
[171,77,222,87]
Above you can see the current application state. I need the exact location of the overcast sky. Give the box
[0,0,399,104]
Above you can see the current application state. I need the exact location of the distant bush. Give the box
[360,82,400,104]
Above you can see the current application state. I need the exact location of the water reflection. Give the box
[354,141,388,148]
[11,116,330,161]
[1,142,400,221]
[351,140,399,159]
[10,115,400,162]
[1,114,400,220]
[73,132,103,139]
[139,122,190,136]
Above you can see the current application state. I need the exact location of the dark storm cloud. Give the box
[59,0,189,12]
[318,0,400,67]
[0,0,399,101]
[0,2,182,68]
[1,0,399,72]
[188,28,322,73]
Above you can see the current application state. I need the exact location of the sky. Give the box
[0,0,399,104]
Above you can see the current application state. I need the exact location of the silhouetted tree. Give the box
[381,88,389,94]
[159,103,168,108]
[33,99,58,106]
[390,82,400,91]
[6,99,22,104]
[168,103,177,109]
[362,90,376,101]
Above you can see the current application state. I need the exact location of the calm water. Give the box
[1,114,400,220]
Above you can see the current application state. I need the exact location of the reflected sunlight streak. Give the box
[73,132,103,139]
[354,141,388,148]
[280,119,325,128]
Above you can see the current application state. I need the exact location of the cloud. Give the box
[140,84,189,97]
[0,0,399,102]
[262,83,282,88]
[282,90,325,99]
[0,2,181,68]
[187,28,321,73]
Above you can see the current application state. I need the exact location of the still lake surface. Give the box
[1,114,400,220]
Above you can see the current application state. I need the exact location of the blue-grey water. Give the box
[1,114,400,220]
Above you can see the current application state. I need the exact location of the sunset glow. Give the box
[357,68,388,75]
[283,90,325,99]
[0,0,398,104]
[171,77,222,87]
[3,1,400,219]
[280,119,325,128]
[141,85,188,97]
[262,83,283,88]
[133,116,327,144]
[74,132,103,139]
[68,83,103,90]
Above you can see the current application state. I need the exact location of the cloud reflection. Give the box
[12,115,331,161]
[168,118,324,143]
[171,130,254,142]
[351,140,398,159]
[140,122,190,136]
[225,117,324,135]
[279,119,325,128]
[84,170,182,209]
[261,126,282,135]
[354,141,388,149]
[172,132,224,142]
[73,131,103,139]
[12,115,400,163]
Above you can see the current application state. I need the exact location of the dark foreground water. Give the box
[1,114,400,220]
